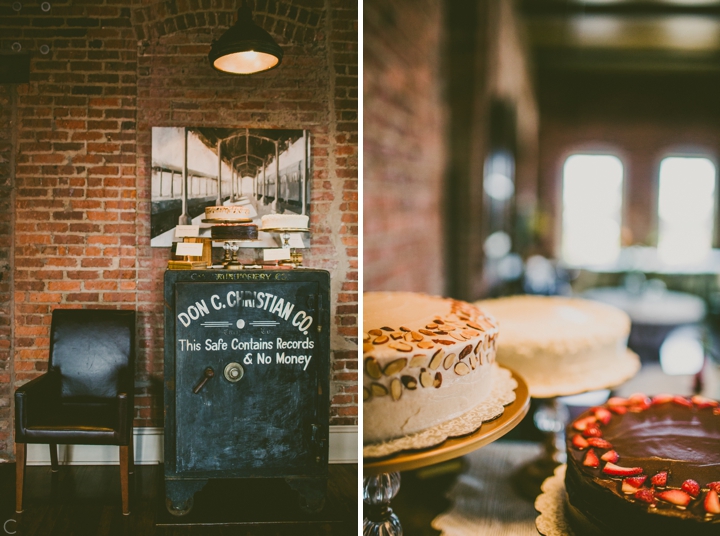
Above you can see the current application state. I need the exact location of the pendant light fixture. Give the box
[209,1,283,75]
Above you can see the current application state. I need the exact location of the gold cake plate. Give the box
[364,368,530,476]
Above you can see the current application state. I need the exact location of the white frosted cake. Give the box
[261,213,309,230]
[364,292,499,444]
[205,205,250,221]
[476,296,631,396]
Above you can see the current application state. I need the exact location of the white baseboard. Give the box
[326,425,358,463]
[27,425,358,466]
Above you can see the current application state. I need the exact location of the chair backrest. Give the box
[49,309,136,399]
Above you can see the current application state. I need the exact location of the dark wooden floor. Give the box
[0,463,358,535]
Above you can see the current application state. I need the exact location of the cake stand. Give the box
[363,369,530,536]
[201,218,253,224]
[219,239,264,269]
[513,350,641,500]
[260,227,310,267]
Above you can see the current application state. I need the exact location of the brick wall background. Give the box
[363,0,538,299]
[536,70,720,256]
[363,0,447,294]
[0,86,14,458]
[0,0,357,461]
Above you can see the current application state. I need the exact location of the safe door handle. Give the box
[193,367,214,394]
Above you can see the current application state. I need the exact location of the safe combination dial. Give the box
[223,362,244,382]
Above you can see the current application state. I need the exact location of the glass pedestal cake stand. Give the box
[219,239,264,269]
[363,370,530,536]
[260,227,310,267]
[512,350,641,500]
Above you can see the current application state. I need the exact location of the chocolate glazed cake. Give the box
[564,394,720,535]
[210,223,258,240]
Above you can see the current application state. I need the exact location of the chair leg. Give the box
[16,443,26,513]
[119,445,130,515]
[50,443,59,472]
[128,434,134,475]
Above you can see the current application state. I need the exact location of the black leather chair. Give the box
[15,309,136,515]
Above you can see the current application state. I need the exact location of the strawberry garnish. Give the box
[607,397,628,406]
[601,450,619,463]
[707,482,720,493]
[602,462,643,477]
[651,471,668,487]
[625,475,647,488]
[628,401,651,413]
[657,489,692,507]
[571,434,589,449]
[714,407,720,415]
[572,415,597,431]
[627,393,651,411]
[691,395,719,409]
[582,425,603,438]
[622,475,648,494]
[586,438,612,449]
[583,448,599,468]
[609,405,628,414]
[593,407,612,425]
[673,396,693,408]
[681,479,700,497]
[651,394,674,405]
[705,489,720,515]
[634,487,655,505]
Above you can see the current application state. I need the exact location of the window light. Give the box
[657,156,716,265]
[561,154,624,266]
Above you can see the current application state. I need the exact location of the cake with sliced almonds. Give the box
[363,292,499,444]
[565,393,720,535]
[205,205,251,221]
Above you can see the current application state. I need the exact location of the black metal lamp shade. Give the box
[209,5,283,75]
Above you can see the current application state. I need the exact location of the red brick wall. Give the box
[0,86,15,459]
[363,0,447,294]
[363,0,538,299]
[536,71,720,256]
[0,0,357,460]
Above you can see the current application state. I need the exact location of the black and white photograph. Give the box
[151,127,311,247]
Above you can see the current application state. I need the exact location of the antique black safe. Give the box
[163,269,331,515]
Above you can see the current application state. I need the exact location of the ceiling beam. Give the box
[533,47,720,72]
[522,0,720,17]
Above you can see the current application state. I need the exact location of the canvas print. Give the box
[151,127,310,247]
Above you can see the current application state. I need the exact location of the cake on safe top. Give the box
[476,295,631,395]
[363,292,499,444]
[210,223,258,240]
[564,393,720,535]
[260,213,309,230]
[205,205,251,221]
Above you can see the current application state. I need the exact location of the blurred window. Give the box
[561,154,624,266]
[657,156,716,265]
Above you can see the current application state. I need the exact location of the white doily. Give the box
[534,464,575,536]
[531,349,640,399]
[363,365,517,458]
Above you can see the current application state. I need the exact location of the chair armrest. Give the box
[15,372,59,438]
